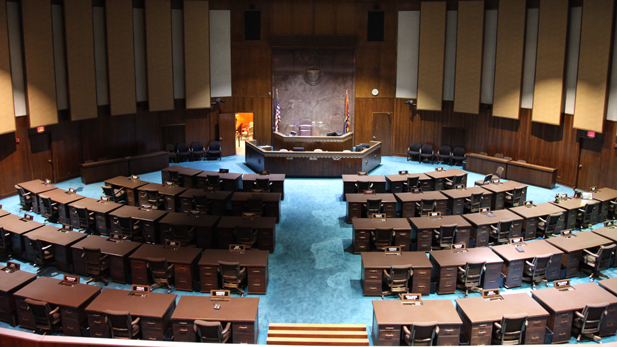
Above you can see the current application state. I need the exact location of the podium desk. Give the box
[409,215,471,251]
[509,202,567,240]
[39,189,85,226]
[384,173,432,193]
[161,166,203,188]
[394,191,447,218]
[361,251,432,296]
[179,188,232,215]
[0,214,44,259]
[86,288,177,340]
[456,293,549,345]
[109,205,167,244]
[231,192,282,222]
[172,296,259,343]
[0,269,37,326]
[550,197,600,229]
[199,249,269,294]
[481,181,527,211]
[68,197,123,235]
[429,247,503,294]
[425,168,467,191]
[532,282,617,343]
[491,240,563,288]
[15,277,101,336]
[352,218,411,253]
[546,231,613,278]
[104,176,148,207]
[242,173,285,199]
[129,243,201,291]
[587,187,617,222]
[342,174,386,200]
[23,225,87,273]
[16,179,57,214]
[197,170,243,191]
[71,235,141,284]
[372,300,462,346]
[217,216,276,253]
[462,210,523,247]
[440,187,492,216]
[159,212,220,248]
[346,193,397,223]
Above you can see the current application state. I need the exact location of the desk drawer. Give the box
[364,270,382,282]
[174,321,196,342]
[412,277,430,294]
[436,335,458,346]
[355,230,370,240]
[439,266,457,277]
[249,267,266,277]
[417,240,431,251]
[62,307,80,321]
[438,278,456,293]
[233,321,255,335]
[378,325,401,344]
[200,282,218,292]
[355,240,370,253]
[63,319,81,336]
[89,324,110,338]
[364,280,382,296]
[439,325,459,337]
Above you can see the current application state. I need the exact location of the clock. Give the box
[371,89,379,96]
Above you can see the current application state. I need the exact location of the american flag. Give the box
[275,100,281,132]
[343,90,350,134]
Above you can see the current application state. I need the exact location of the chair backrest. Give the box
[497,220,513,241]
[406,176,420,191]
[171,224,191,241]
[31,239,51,265]
[101,185,115,198]
[420,199,436,215]
[191,141,204,151]
[469,193,483,212]
[546,213,561,227]
[0,227,8,249]
[578,303,609,335]
[177,143,189,153]
[495,166,505,178]
[206,175,221,187]
[481,174,492,185]
[420,144,433,153]
[408,321,438,346]
[453,146,466,157]
[495,153,504,158]
[208,141,221,150]
[24,298,56,331]
[374,228,393,248]
[255,178,270,190]
[147,257,171,281]
[39,196,53,216]
[410,142,422,152]
[387,265,411,286]
[509,187,525,206]
[462,261,485,287]
[596,244,617,271]
[366,199,382,212]
[168,170,180,182]
[74,206,91,228]
[193,195,208,210]
[530,254,552,280]
[194,320,228,343]
[246,196,264,214]
[453,174,466,184]
[218,261,243,281]
[117,216,136,239]
[234,226,256,246]
[15,186,30,206]
[439,145,452,155]
[438,224,458,247]
[83,247,104,275]
[356,181,372,193]
[105,309,138,339]
[145,188,159,200]
[498,313,527,344]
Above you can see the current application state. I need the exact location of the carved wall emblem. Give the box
[303,66,323,86]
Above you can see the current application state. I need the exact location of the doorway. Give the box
[234,112,254,156]
[576,136,604,189]
[372,112,392,156]
[29,132,54,182]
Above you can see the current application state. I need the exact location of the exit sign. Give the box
[588,131,595,138]
[36,126,44,133]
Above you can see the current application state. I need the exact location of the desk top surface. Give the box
[17,180,57,194]
[0,214,43,234]
[409,215,472,229]
[71,235,141,256]
[109,205,168,220]
[592,226,617,242]
[0,269,37,292]
[162,166,203,176]
[104,176,149,189]
[462,210,523,226]
[361,251,432,268]
[39,189,85,204]
[218,216,276,229]
[68,197,123,214]
[467,153,511,163]
[394,191,447,203]
[491,240,563,261]
[86,288,176,317]
[440,186,492,199]
[532,282,617,312]
[550,197,598,210]
[197,170,243,180]
[352,218,411,230]
[430,247,503,267]
[231,192,282,202]
[179,188,233,200]
[160,212,220,227]
[480,181,527,193]
[546,231,613,252]
[24,225,88,246]
[15,277,101,307]
[157,184,188,196]
[199,249,269,267]
[342,175,386,183]
[384,173,432,182]
[587,187,617,202]
[598,278,617,297]
[509,202,566,219]
[456,293,548,323]
[425,168,467,179]
[242,174,286,181]
[346,193,397,203]
[373,299,462,325]
[129,243,202,264]
[0,209,10,218]
[171,296,259,322]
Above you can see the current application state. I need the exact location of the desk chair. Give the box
[0,227,12,258]
[194,320,232,343]
[445,173,466,190]
[609,199,617,220]
[206,175,222,190]
[371,228,394,251]
[177,143,191,162]
[39,196,58,223]
[101,185,125,203]
[416,199,436,217]
[494,166,505,180]
[465,192,483,213]
[234,226,257,249]
[495,153,504,158]
[405,176,420,192]
[246,195,264,216]
[437,145,452,165]
[522,254,552,289]
[490,220,513,245]
[114,216,142,242]
[147,257,174,293]
[457,261,485,297]
[505,187,525,208]
[83,246,109,285]
[167,170,181,186]
[433,224,457,250]
[74,206,95,233]
[105,309,140,339]
[364,199,382,217]
[538,213,562,239]
[193,195,210,214]
[190,141,206,161]
[572,302,609,343]
[218,261,246,296]
[31,239,54,273]
[24,298,61,334]
[145,189,163,210]
[166,144,177,163]
[355,181,373,193]
[581,244,616,281]
[15,185,32,211]
[172,224,196,245]
[491,313,527,345]
[419,144,434,164]
[408,142,421,161]
[206,141,222,160]
[451,147,466,166]
[403,322,438,346]
[577,203,596,230]
[474,174,492,187]
[254,178,272,193]
[382,264,412,298]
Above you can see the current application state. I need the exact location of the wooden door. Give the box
[577,136,604,190]
[219,113,236,157]
[29,132,54,182]
[372,112,392,156]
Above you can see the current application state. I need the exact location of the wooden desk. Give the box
[39,189,85,226]
[16,180,57,214]
[429,247,503,294]
[197,170,243,191]
[161,166,203,188]
[506,160,557,189]
[231,192,282,222]
[23,225,87,273]
[127,151,169,176]
[109,205,168,244]
[425,168,468,191]
[72,235,141,284]
[509,202,567,240]
[409,215,472,251]
[394,191,448,218]
[550,197,600,229]
[217,216,276,253]
[137,182,165,209]
[68,197,123,235]
[157,184,188,212]
[80,157,129,185]
[172,296,259,343]
[491,240,563,288]
[546,231,613,278]
[346,193,398,222]
[0,269,37,326]
[159,212,220,248]
[14,277,101,336]
[0,214,44,260]
[86,288,177,340]
[352,218,411,253]
[272,130,353,150]
[199,249,269,294]
[342,174,387,200]
[465,153,510,177]
[361,251,432,296]
[384,173,432,193]
[179,188,232,215]
[456,293,549,345]
[104,176,149,207]
[481,181,527,211]
[440,187,492,216]
[242,173,286,199]
[0,209,10,218]
[532,282,617,343]
[462,210,523,247]
[372,300,462,346]
[129,243,202,292]
[592,226,617,249]
[586,187,617,222]
[599,277,617,296]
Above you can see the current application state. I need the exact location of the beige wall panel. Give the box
[492,0,526,119]
[531,0,568,125]
[64,0,98,121]
[0,0,15,134]
[22,0,57,127]
[106,0,136,116]
[184,1,210,109]
[417,1,446,111]
[453,1,484,114]
[145,0,174,111]
[573,0,615,133]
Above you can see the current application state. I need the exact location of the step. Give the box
[268,329,368,339]
[268,323,367,331]
[266,336,370,346]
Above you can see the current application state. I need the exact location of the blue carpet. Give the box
[0,155,614,345]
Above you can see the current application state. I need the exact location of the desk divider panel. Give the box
[0,0,14,135]
[417,1,446,111]
[184,0,210,109]
[145,0,174,112]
